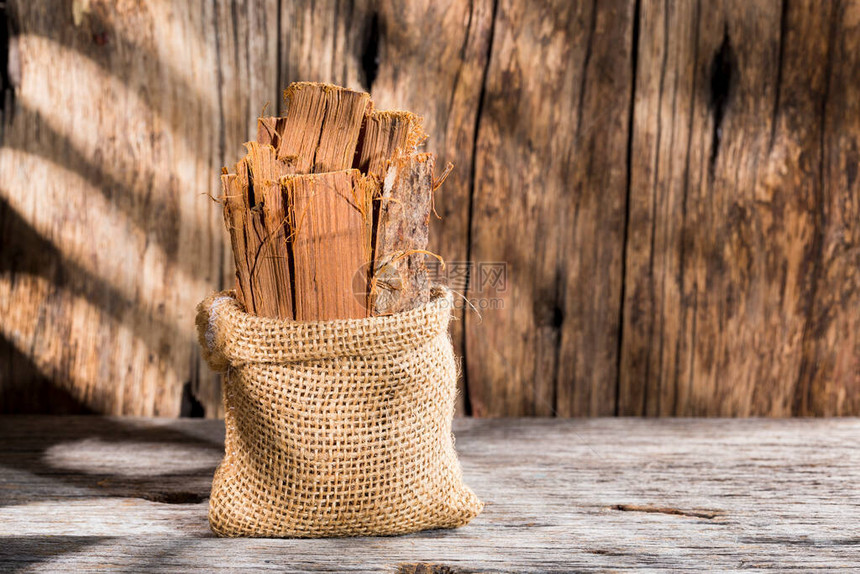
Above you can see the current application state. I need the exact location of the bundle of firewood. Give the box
[220,82,441,321]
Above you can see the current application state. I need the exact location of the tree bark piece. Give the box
[370,154,434,315]
[276,82,371,174]
[284,170,373,321]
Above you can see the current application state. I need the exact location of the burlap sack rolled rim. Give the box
[196,286,455,371]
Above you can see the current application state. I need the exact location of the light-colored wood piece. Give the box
[221,173,254,312]
[222,160,275,317]
[284,170,372,320]
[1,416,859,571]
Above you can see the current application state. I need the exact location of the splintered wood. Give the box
[371,154,435,315]
[221,82,436,321]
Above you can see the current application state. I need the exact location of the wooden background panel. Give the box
[206,0,281,416]
[796,1,860,416]
[619,0,854,416]
[466,0,635,416]
[0,0,858,417]
[0,0,274,416]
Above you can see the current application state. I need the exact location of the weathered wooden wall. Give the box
[0,0,857,417]
[620,0,860,416]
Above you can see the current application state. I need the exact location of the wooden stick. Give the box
[370,153,435,315]
[245,143,294,319]
[222,161,267,315]
[276,82,371,173]
[284,170,374,320]
[256,117,287,148]
[354,110,424,180]
[221,173,254,312]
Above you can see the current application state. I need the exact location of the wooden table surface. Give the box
[0,416,858,572]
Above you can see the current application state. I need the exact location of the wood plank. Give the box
[619,0,853,416]
[284,170,372,320]
[467,0,636,416]
[370,154,434,315]
[795,2,860,416]
[1,416,859,571]
[0,0,279,417]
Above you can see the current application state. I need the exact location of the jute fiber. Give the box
[196,287,483,537]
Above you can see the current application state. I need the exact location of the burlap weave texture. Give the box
[196,287,483,537]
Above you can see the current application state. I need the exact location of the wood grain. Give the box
[2,0,859,417]
[0,0,280,416]
[619,0,859,416]
[795,1,860,416]
[1,416,859,571]
[467,0,636,416]
[284,170,372,320]
[276,82,371,173]
[371,153,434,315]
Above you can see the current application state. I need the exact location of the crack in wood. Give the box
[708,25,736,181]
[462,0,500,417]
[617,0,642,416]
[138,491,208,505]
[612,503,724,520]
[359,11,381,93]
[397,563,472,574]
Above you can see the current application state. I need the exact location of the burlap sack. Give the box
[196,287,483,537]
